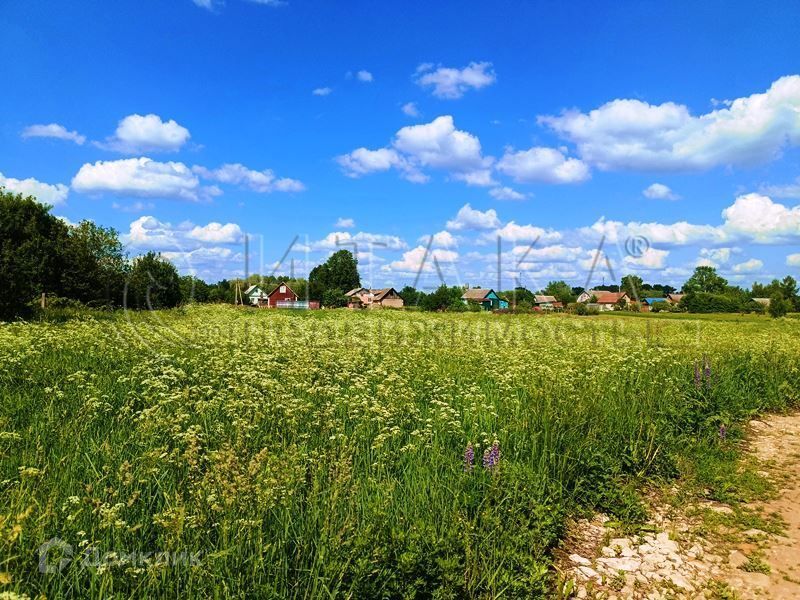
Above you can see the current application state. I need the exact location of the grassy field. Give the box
[2,306,799,598]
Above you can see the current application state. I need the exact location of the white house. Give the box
[244,284,267,306]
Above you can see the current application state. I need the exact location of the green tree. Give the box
[683,266,728,294]
[126,252,182,310]
[421,285,464,311]
[0,189,68,320]
[781,276,798,311]
[399,285,423,306]
[620,274,644,300]
[768,292,790,318]
[60,220,128,306]
[180,275,210,303]
[542,281,575,304]
[321,288,348,308]
[309,250,360,301]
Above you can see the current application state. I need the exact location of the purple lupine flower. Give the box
[703,354,712,383]
[483,441,500,470]
[693,361,702,389]
[464,443,475,471]
[719,424,727,441]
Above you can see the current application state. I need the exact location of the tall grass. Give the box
[1,306,798,598]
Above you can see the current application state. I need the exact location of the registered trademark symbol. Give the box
[625,235,650,258]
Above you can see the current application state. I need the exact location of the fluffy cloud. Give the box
[643,183,679,200]
[393,116,494,183]
[787,253,800,267]
[510,244,583,263]
[98,114,190,153]
[415,62,496,99]
[496,146,590,184]
[334,217,355,228]
[732,258,763,273]
[193,163,305,193]
[721,193,800,243]
[419,230,458,247]
[697,247,736,268]
[386,245,459,273]
[310,231,407,251]
[72,157,218,202]
[338,116,492,185]
[761,177,800,200]
[489,186,527,201]
[483,221,562,244]
[356,70,373,82]
[0,172,69,205]
[402,102,420,117]
[580,218,726,246]
[313,87,332,96]
[446,204,500,231]
[540,75,800,171]
[22,123,85,145]
[188,222,243,243]
[337,148,425,182]
[623,247,670,270]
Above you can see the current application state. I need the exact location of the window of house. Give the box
[280,285,286,293]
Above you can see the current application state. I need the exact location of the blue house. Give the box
[643,297,670,310]
[462,288,504,310]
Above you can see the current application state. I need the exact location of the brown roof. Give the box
[667,293,684,303]
[461,288,492,300]
[345,287,368,297]
[370,288,398,301]
[593,291,628,304]
[534,295,557,303]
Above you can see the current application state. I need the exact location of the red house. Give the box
[267,281,299,307]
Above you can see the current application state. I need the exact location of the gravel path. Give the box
[557,412,800,599]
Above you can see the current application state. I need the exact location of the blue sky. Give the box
[2,0,800,291]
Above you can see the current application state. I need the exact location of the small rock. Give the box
[569,553,591,566]
[601,546,617,557]
[577,565,599,579]
[743,528,767,538]
[708,504,734,514]
[669,572,692,590]
[729,550,748,568]
[597,557,642,572]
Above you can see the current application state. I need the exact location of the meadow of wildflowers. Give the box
[1,305,799,598]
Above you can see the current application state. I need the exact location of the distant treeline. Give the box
[2,189,797,320]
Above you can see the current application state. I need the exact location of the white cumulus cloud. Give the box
[643,183,679,200]
[732,258,763,273]
[402,102,420,117]
[193,163,305,193]
[787,253,800,267]
[540,75,800,171]
[188,222,243,243]
[446,204,500,231]
[22,123,85,145]
[415,62,496,99]
[489,186,527,201]
[497,146,589,184]
[338,116,493,186]
[312,87,332,96]
[0,172,69,205]
[72,157,218,202]
[98,114,191,153]
[386,245,459,273]
[334,217,355,228]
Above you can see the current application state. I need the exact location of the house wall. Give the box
[379,298,404,309]
[268,286,298,306]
